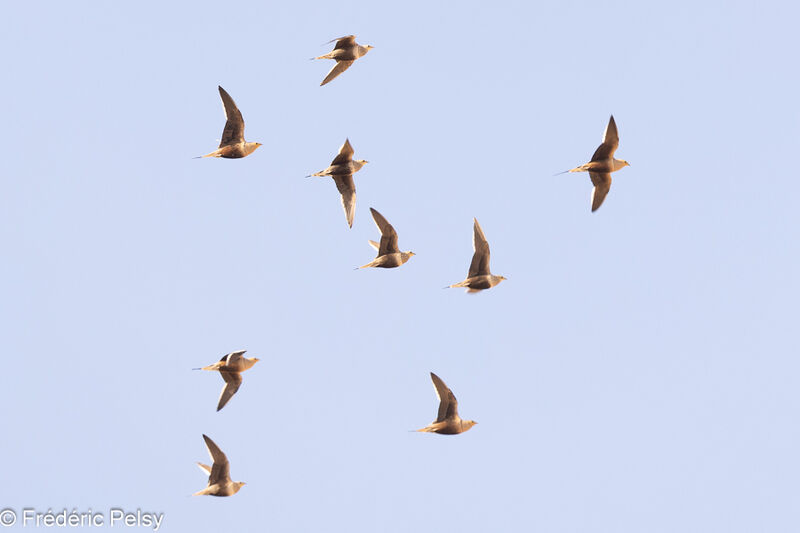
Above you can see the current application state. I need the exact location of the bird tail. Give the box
[554,164,588,176]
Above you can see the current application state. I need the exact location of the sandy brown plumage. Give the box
[448,218,506,292]
[195,350,259,411]
[308,139,367,228]
[313,35,373,86]
[193,434,246,497]
[197,86,262,159]
[416,373,477,435]
[563,115,630,211]
[358,208,415,269]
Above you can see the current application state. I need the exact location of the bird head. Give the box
[252,358,261,363]
[357,159,369,165]
[463,420,478,431]
[233,482,247,494]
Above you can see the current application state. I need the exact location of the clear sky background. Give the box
[1,1,799,531]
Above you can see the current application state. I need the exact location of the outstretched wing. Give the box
[331,138,354,166]
[333,174,356,228]
[330,35,357,50]
[590,115,619,161]
[217,372,243,411]
[202,434,231,485]
[370,208,399,254]
[467,218,491,277]
[217,86,245,147]
[590,172,612,212]
[320,60,354,86]
[430,372,459,422]
[219,349,247,364]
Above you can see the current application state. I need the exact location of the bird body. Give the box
[313,35,373,86]
[358,208,415,269]
[449,218,506,292]
[311,159,367,177]
[416,373,477,435]
[308,139,367,228]
[198,86,261,159]
[193,434,246,497]
[196,350,259,411]
[565,115,630,211]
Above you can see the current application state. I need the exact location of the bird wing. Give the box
[590,115,619,161]
[590,172,612,212]
[217,371,243,411]
[368,240,380,251]
[467,218,491,277]
[202,435,231,485]
[196,462,212,475]
[430,372,459,422]
[330,35,357,49]
[333,174,356,228]
[370,208,399,254]
[330,138,354,166]
[219,350,246,364]
[217,86,245,147]
[320,60,354,86]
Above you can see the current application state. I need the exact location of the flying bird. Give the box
[448,218,506,292]
[358,208,415,269]
[312,35,373,86]
[562,115,630,211]
[194,350,259,411]
[193,434,246,497]
[416,373,477,435]
[197,86,262,159]
[308,138,367,228]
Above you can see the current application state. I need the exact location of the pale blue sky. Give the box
[1,0,799,531]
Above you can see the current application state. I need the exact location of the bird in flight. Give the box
[196,86,262,159]
[193,434,246,497]
[448,218,506,292]
[308,138,368,228]
[416,373,477,435]
[358,208,415,269]
[561,115,630,211]
[312,35,374,86]
[194,350,259,411]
